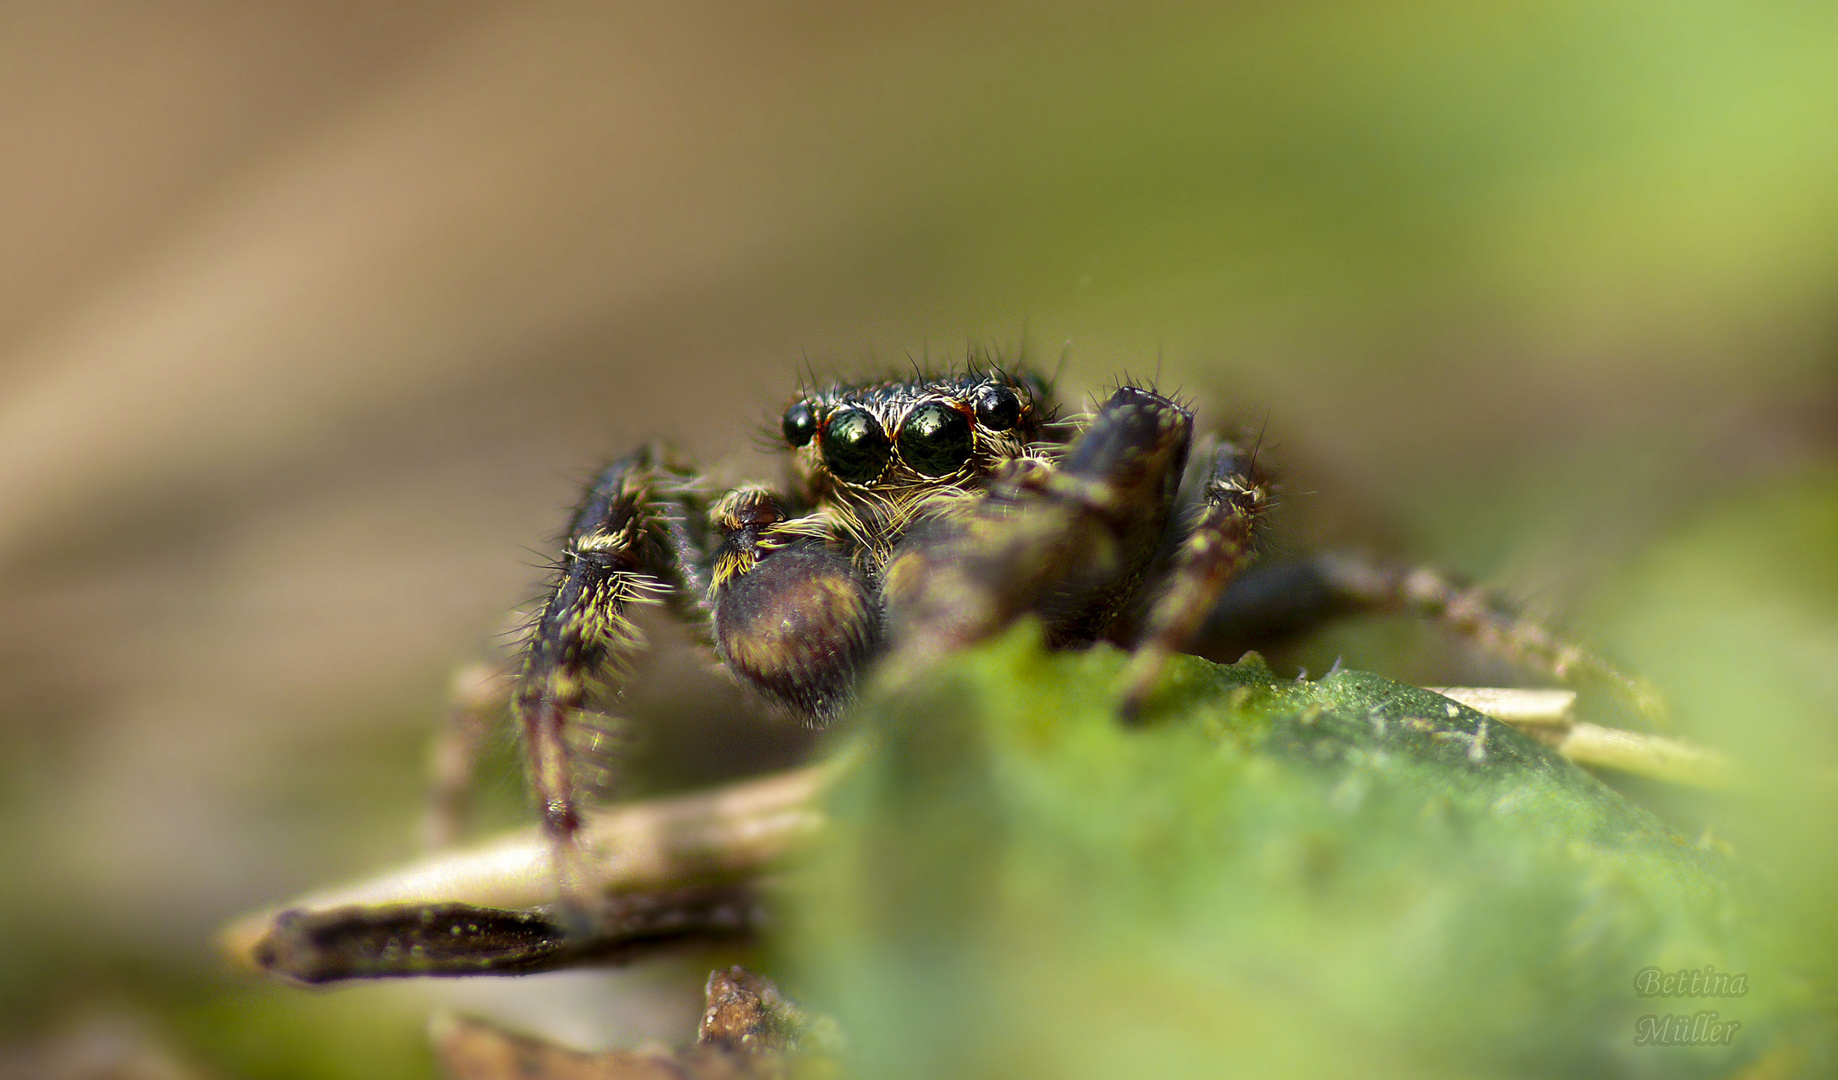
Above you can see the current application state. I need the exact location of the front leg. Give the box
[516,446,709,905]
[882,385,1194,666]
[1115,441,1271,720]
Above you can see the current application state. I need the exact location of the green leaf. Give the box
[786,629,1789,1079]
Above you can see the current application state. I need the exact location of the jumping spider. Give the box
[505,363,1648,906]
[507,369,1246,889]
[233,360,1691,1070]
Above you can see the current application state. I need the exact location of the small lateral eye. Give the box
[899,401,974,477]
[821,407,891,484]
[782,402,818,447]
[974,383,1021,430]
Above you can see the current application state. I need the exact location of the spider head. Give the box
[780,371,1051,502]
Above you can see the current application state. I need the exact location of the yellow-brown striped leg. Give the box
[1309,551,1670,727]
[515,447,709,913]
[1116,442,1271,721]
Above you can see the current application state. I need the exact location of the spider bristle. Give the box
[746,420,785,455]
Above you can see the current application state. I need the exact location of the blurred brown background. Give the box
[0,3,1833,1077]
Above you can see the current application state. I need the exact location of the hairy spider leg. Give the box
[515,446,711,906]
[1195,551,1668,727]
[1313,552,1669,726]
[881,385,1194,674]
[1116,440,1272,721]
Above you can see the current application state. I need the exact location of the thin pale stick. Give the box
[1433,686,1733,789]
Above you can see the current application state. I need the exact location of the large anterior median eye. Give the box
[821,407,891,484]
[898,401,974,477]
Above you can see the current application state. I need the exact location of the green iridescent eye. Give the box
[821,407,891,483]
[899,401,974,477]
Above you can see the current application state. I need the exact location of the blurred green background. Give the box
[0,2,1831,1077]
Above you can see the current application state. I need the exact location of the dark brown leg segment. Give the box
[882,386,1194,671]
[1116,441,1271,720]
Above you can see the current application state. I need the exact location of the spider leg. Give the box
[1313,551,1668,724]
[1196,551,1668,726]
[422,658,512,849]
[1115,440,1271,721]
[883,385,1193,669]
[515,446,710,909]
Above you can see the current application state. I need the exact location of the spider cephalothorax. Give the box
[511,363,1274,883]
[775,369,1055,558]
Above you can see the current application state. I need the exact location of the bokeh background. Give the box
[0,3,1832,1077]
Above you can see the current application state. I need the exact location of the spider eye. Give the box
[973,383,1021,431]
[821,407,890,484]
[782,402,818,447]
[899,401,974,477]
